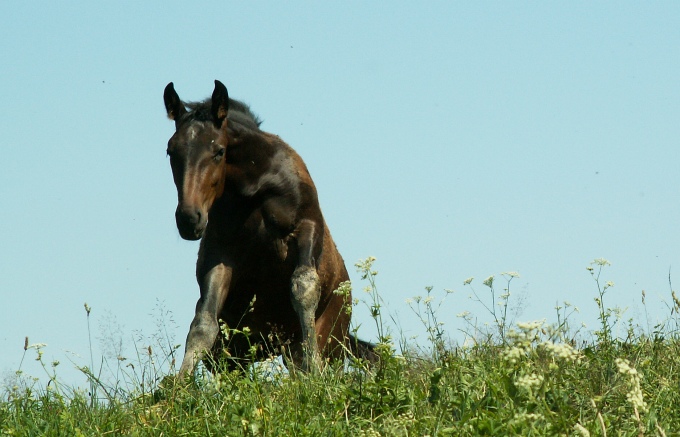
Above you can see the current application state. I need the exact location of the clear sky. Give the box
[1,2,679,388]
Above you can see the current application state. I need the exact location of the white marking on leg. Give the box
[178,264,231,376]
[291,265,321,372]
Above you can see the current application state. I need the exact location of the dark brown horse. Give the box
[163,80,374,375]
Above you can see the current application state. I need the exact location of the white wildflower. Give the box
[615,358,647,413]
[503,346,523,364]
[592,258,611,266]
[515,373,544,394]
[509,412,545,427]
[542,341,582,362]
[516,320,544,332]
[573,423,590,437]
[27,343,47,350]
[333,281,352,297]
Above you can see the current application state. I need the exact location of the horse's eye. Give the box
[214,148,226,161]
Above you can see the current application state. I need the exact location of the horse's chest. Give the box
[243,200,297,261]
[222,269,297,329]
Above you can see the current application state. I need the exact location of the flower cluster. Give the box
[503,319,583,367]
[615,358,647,413]
[542,341,582,363]
[503,320,545,364]
[515,372,544,396]
[358,428,381,437]
[508,412,547,428]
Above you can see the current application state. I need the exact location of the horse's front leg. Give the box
[290,219,323,373]
[178,258,232,377]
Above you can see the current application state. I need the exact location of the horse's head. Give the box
[163,81,231,240]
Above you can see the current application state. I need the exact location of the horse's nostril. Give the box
[176,206,202,226]
[175,206,206,240]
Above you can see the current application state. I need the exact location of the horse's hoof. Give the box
[152,374,191,403]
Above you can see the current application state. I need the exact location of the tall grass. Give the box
[2,258,680,435]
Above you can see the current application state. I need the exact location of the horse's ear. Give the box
[164,82,186,121]
[211,80,229,126]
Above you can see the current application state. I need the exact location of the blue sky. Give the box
[1,2,679,387]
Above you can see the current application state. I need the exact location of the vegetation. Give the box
[2,258,679,436]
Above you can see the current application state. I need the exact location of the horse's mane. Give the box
[181,98,263,130]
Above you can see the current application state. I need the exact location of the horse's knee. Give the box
[188,311,220,342]
[291,266,320,313]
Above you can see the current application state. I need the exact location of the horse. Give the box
[162,80,375,376]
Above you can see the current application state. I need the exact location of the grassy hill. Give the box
[2,259,678,436]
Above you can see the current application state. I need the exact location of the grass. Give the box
[2,258,680,436]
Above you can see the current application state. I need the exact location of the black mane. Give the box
[181,98,262,130]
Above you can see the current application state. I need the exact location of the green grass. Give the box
[2,258,679,436]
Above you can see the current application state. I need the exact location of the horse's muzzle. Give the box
[175,206,206,240]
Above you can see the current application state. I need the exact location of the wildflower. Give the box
[463,277,474,285]
[333,281,352,297]
[405,298,413,305]
[574,423,590,437]
[592,258,611,266]
[84,302,91,315]
[502,271,520,278]
[509,412,545,427]
[542,341,582,362]
[503,346,523,364]
[615,358,647,413]
[483,276,494,288]
[355,257,377,279]
[397,411,415,423]
[27,343,47,350]
[515,373,544,394]
[516,320,544,331]
[423,296,434,304]
[456,311,470,318]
